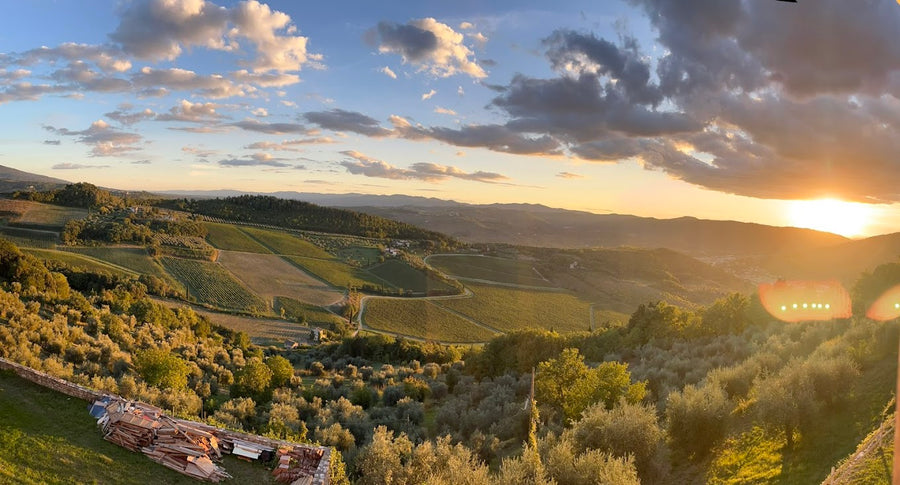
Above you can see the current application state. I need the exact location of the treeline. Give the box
[164,195,457,246]
[16,182,124,209]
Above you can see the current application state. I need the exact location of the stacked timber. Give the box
[271,446,325,484]
[93,398,231,482]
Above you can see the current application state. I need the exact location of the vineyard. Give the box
[160,257,268,314]
[435,282,592,334]
[216,250,343,307]
[204,223,269,253]
[368,259,458,294]
[240,227,333,259]
[427,254,554,287]
[285,256,392,290]
[363,298,498,343]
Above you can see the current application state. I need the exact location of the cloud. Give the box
[109,0,321,73]
[156,99,225,123]
[421,89,436,100]
[434,106,456,116]
[45,119,143,157]
[457,86,464,96]
[393,116,561,155]
[19,43,131,73]
[219,152,292,167]
[132,159,152,164]
[368,18,486,78]
[0,82,67,104]
[252,107,268,117]
[245,137,334,151]
[43,140,61,145]
[132,67,250,98]
[556,171,585,179]
[105,108,156,125]
[229,118,308,134]
[380,66,397,79]
[303,109,391,137]
[340,150,509,183]
[231,69,300,87]
[52,162,111,170]
[183,146,219,158]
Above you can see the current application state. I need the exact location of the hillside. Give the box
[760,232,900,285]
[0,164,68,193]
[348,204,849,257]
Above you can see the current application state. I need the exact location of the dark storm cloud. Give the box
[371,22,438,62]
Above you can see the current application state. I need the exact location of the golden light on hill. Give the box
[787,198,874,238]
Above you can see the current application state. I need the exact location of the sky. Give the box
[2,0,900,237]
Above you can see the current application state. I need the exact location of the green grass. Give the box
[337,246,381,266]
[0,199,87,228]
[160,257,268,313]
[65,247,160,275]
[364,298,498,342]
[706,357,896,484]
[205,223,270,253]
[274,297,344,326]
[240,227,333,259]
[369,259,457,294]
[23,249,134,276]
[436,282,592,333]
[286,256,392,290]
[0,369,276,484]
[428,255,554,287]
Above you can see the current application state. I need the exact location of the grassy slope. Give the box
[428,255,553,287]
[436,282,592,334]
[240,227,333,259]
[0,370,275,484]
[286,256,391,290]
[205,223,270,253]
[364,298,498,342]
[369,259,457,293]
[24,249,134,276]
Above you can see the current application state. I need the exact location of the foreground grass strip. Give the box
[0,370,279,484]
[364,298,498,342]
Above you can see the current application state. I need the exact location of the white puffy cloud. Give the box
[369,18,486,79]
[421,89,436,100]
[45,119,143,157]
[109,0,320,73]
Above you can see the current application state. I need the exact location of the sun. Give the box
[787,198,874,237]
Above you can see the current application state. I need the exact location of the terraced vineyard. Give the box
[66,247,185,293]
[435,282,592,334]
[160,257,267,313]
[427,254,554,287]
[204,223,269,253]
[240,227,333,258]
[369,259,458,294]
[363,298,497,343]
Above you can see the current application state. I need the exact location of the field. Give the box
[154,298,312,346]
[0,370,276,484]
[204,223,269,253]
[24,249,134,276]
[286,256,392,290]
[337,245,382,267]
[427,254,554,287]
[0,199,87,228]
[436,282,592,334]
[240,227,333,258]
[160,257,267,313]
[0,230,57,249]
[274,297,344,326]
[363,298,498,343]
[369,259,457,294]
[217,250,343,307]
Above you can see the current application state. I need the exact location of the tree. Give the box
[571,401,664,479]
[233,358,274,400]
[665,382,731,458]
[753,363,817,449]
[134,348,189,390]
[266,355,294,388]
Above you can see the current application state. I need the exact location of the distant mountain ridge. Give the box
[159,188,851,257]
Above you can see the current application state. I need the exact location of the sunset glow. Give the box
[787,199,875,237]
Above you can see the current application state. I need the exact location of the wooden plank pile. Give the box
[93,398,231,482]
[271,446,325,484]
